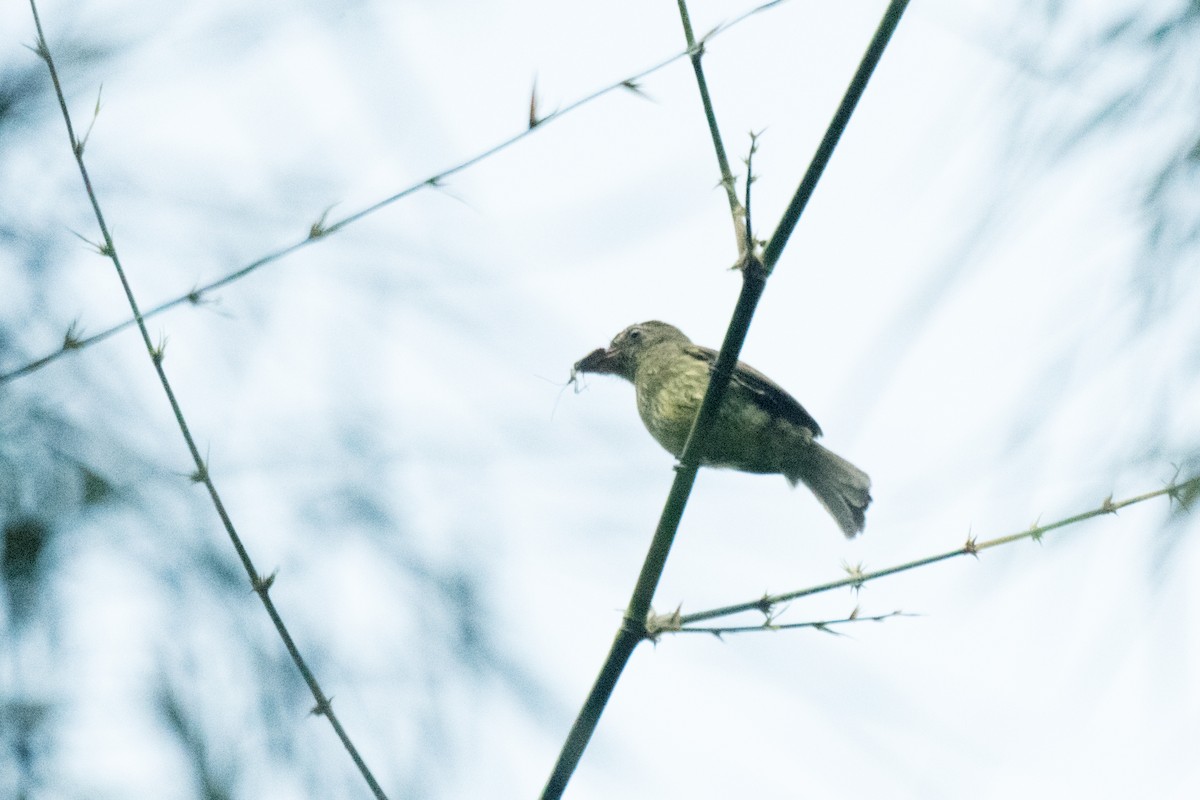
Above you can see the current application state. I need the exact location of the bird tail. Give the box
[784,443,872,538]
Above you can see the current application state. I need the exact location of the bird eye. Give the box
[627,328,641,339]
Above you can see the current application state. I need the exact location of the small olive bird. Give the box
[574,321,871,537]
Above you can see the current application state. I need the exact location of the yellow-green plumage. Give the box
[574,321,871,537]
[632,345,709,456]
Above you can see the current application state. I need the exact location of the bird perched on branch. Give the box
[573,321,871,537]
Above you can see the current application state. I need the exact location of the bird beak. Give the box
[573,346,622,375]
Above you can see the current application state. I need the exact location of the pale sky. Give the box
[3,0,1198,798]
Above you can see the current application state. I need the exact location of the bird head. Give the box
[573,321,690,382]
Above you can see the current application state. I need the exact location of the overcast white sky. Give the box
[3,0,1199,798]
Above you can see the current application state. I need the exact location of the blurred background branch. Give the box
[0,0,796,387]
[2,0,1198,798]
[26,1,389,795]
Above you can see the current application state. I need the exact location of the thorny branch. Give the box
[3,0,796,386]
[679,474,1200,627]
[26,3,389,798]
[538,3,911,799]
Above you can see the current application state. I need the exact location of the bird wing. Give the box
[684,345,823,437]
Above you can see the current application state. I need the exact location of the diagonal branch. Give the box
[676,0,747,252]
[678,609,911,637]
[679,473,1200,627]
[26,3,389,798]
[762,0,909,273]
[645,603,911,637]
[538,4,910,799]
[2,0,797,387]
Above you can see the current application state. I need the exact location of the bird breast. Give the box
[633,356,708,457]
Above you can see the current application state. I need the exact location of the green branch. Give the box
[679,473,1200,627]
[648,606,911,638]
[26,3,389,797]
[676,0,746,251]
[762,0,909,273]
[538,4,910,798]
[2,0,796,386]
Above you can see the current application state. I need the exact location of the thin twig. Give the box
[674,610,911,637]
[2,0,797,387]
[743,131,762,259]
[679,474,1200,626]
[538,5,910,799]
[676,0,747,252]
[26,4,389,798]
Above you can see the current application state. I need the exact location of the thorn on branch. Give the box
[963,533,978,558]
[149,333,168,365]
[70,229,107,256]
[529,78,541,128]
[743,129,763,162]
[189,458,209,485]
[842,561,866,593]
[62,320,84,350]
[25,37,50,63]
[1168,475,1200,512]
[77,84,103,155]
[251,569,277,597]
[1100,493,1117,515]
[308,205,336,239]
[620,79,649,99]
[310,695,333,717]
[741,131,761,260]
[645,604,683,641]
